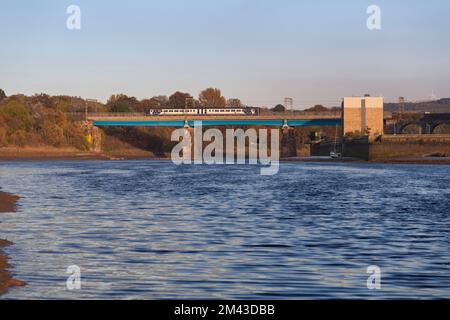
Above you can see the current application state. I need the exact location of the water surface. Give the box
[1,161,450,299]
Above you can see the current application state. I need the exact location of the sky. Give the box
[1,0,450,108]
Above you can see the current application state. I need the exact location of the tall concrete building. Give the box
[342,96,384,137]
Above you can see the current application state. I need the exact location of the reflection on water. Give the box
[1,160,450,299]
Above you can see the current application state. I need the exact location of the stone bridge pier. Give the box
[180,122,298,161]
[280,125,297,158]
[82,121,102,153]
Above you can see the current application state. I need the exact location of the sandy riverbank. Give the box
[0,192,26,296]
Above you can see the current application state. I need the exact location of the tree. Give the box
[227,98,242,108]
[152,96,169,108]
[110,100,131,113]
[107,94,127,106]
[305,104,329,112]
[0,89,6,102]
[169,91,192,109]
[271,104,286,112]
[107,94,139,112]
[140,98,161,110]
[199,88,226,109]
[0,100,32,131]
[31,94,55,108]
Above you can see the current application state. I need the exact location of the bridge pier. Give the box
[185,124,195,162]
[82,121,102,152]
[280,124,297,158]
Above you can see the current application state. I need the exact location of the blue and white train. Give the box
[147,108,256,116]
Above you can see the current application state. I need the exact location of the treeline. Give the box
[0,92,96,148]
[384,98,450,114]
[0,88,337,152]
[270,103,340,113]
[0,87,232,149]
[106,88,239,113]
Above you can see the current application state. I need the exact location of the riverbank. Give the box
[0,147,169,162]
[0,192,26,296]
[284,156,450,165]
[311,135,450,164]
[2,149,450,166]
[0,240,26,296]
[372,157,450,165]
[283,156,363,163]
[0,192,20,212]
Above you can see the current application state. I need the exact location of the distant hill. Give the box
[385,98,450,114]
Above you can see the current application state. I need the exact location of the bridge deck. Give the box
[88,114,342,127]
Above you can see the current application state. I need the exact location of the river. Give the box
[1,160,450,299]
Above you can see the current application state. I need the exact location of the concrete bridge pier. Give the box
[181,122,193,162]
[280,122,297,158]
[83,121,102,153]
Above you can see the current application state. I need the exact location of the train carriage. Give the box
[147,107,256,116]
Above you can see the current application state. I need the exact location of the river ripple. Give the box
[1,161,450,299]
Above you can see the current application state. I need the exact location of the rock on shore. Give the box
[0,193,26,295]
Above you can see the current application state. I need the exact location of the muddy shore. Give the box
[284,156,450,165]
[0,147,169,162]
[0,240,26,296]
[0,192,26,296]
[0,192,20,213]
[371,157,450,165]
[2,146,450,165]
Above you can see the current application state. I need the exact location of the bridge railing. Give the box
[68,111,342,118]
[67,112,148,118]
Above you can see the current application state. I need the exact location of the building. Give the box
[342,96,384,137]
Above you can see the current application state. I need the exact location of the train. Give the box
[147,108,257,116]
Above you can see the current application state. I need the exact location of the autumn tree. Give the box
[199,88,226,109]
[152,96,169,108]
[107,94,139,112]
[140,98,161,110]
[31,93,55,108]
[271,104,286,112]
[305,105,329,112]
[169,91,192,109]
[227,98,242,108]
[0,100,32,132]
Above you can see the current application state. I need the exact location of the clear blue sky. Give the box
[1,0,449,108]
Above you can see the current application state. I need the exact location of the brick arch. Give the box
[431,123,450,134]
[400,123,422,134]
